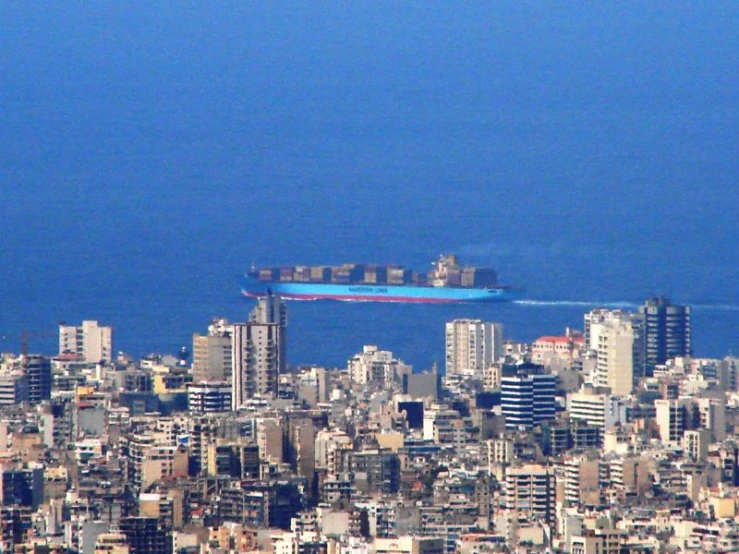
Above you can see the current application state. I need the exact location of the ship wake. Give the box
[514,299,638,309]
[514,300,739,312]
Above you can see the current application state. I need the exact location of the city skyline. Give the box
[1,3,737,553]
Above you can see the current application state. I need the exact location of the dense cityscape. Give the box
[1,295,737,554]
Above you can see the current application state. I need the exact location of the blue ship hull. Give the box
[242,276,519,303]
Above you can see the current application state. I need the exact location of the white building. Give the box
[567,388,629,435]
[314,429,352,476]
[374,537,444,554]
[684,429,711,460]
[586,310,643,397]
[445,319,503,376]
[422,406,461,442]
[59,320,113,364]
[348,345,411,386]
[486,438,514,466]
[655,398,691,447]
[0,372,27,405]
[187,381,232,414]
[695,397,726,441]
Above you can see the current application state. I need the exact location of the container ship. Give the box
[242,254,519,303]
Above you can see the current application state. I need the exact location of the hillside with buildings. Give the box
[1,297,738,554]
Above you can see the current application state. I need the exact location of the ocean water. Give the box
[1,3,737,368]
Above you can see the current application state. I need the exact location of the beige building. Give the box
[483,362,503,390]
[376,431,404,452]
[571,529,628,554]
[708,495,738,519]
[94,532,129,554]
[59,320,113,363]
[231,322,283,407]
[256,417,283,464]
[445,319,503,376]
[374,536,444,554]
[192,318,233,383]
[140,445,188,489]
[209,523,256,552]
[607,456,650,495]
[139,490,184,528]
[504,464,556,525]
[249,293,287,327]
[563,455,601,507]
[124,433,188,490]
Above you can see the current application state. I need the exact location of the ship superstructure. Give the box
[242,255,518,303]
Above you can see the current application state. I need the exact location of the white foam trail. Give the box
[514,300,739,312]
[692,304,739,312]
[513,299,638,309]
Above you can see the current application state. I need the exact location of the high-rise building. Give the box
[119,517,172,554]
[567,387,629,437]
[639,297,691,371]
[586,310,644,396]
[121,435,189,492]
[0,506,33,553]
[314,429,353,476]
[59,320,113,363]
[684,429,711,461]
[562,454,602,508]
[25,355,51,405]
[249,293,287,327]
[256,418,284,464]
[655,398,691,447]
[504,464,556,525]
[500,365,556,429]
[0,372,27,406]
[422,406,465,446]
[192,318,233,383]
[231,323,283,408]
[445,319,503,376]
[695,396,726,442]
[350,449,400,494]
[250,294,287,370]
[0,465,44,510]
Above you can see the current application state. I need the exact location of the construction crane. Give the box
[21,329,58,358]
[0,329,58,367]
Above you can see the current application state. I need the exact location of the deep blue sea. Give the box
[1,3,737,369]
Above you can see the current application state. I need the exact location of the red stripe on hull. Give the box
[244,291,460,303]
